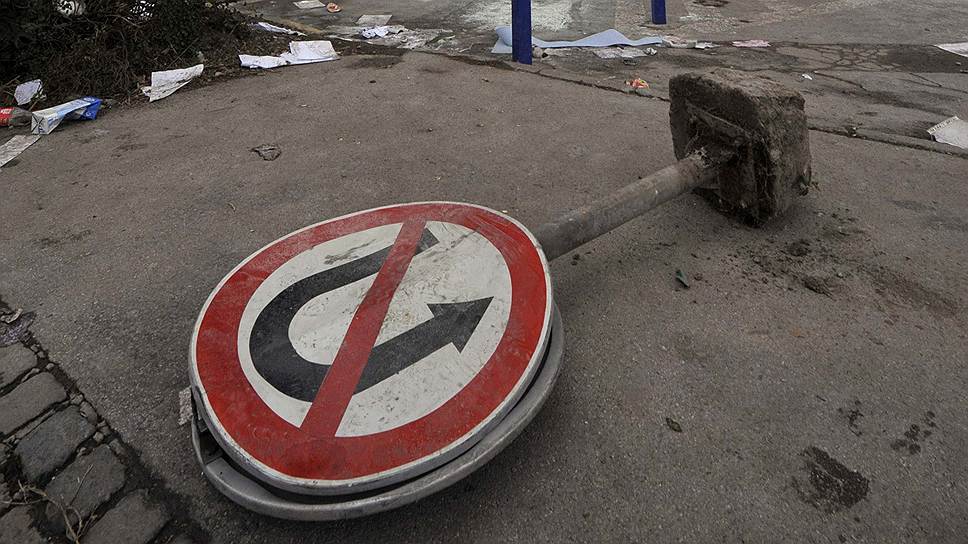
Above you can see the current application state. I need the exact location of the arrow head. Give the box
[426,297,493,352]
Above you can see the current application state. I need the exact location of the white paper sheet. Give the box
[14,80,43,106]
[240,41,339,69]
[357,14,391,26]
[936,42,968,58]
[492,26,662,54]
[142,64,203,102]
[0,135,41,168]
[928,116,968,149]
[293,0,324,8]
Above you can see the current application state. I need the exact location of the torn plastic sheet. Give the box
[240,40,339,69]
[361,25,402,39]
[492,26,662,54]
[927,116,968,149]
[31,97,102,135]
[142,64,203,102]
[15,79,43,105]
[0,135,41,168]
[253,21,306,36]
[936,42,968,58]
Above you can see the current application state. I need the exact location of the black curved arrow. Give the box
[354,297,493,393]
[250,229,439,402]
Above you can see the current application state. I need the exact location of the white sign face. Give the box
[237,221,512,433]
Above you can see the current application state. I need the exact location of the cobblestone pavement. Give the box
[1,298,207,544]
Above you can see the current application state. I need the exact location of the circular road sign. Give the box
[190,202,552,495]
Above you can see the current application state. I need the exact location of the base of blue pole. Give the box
[651,0,667,25]
[511,0,532,64]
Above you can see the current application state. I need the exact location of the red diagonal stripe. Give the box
[301,220,427,436]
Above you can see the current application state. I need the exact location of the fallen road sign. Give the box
[191,202,553,495]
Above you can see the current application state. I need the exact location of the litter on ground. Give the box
[361,26,403,39]
[0,107,31,127]
[0,135,41,168]
[240,40,339,69]
[293,0,324,8]
[492,27,662,54]
[142,64,204,102]
[732,39,771,48]
[662,37,696,48]
[935,42,968,58]
[251,144,282,161]
[31,96,102,135]
[14,79,43,106]
[593,47,649,59]
[252,22,306,36]
[626,78,649,90]
[927,116,968,149]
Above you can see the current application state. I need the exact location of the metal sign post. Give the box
[511,0,532,64]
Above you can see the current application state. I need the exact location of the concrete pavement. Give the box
[1,49,967,543]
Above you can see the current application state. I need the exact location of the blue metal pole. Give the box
[651,0,666,24]
[511,0,532,64]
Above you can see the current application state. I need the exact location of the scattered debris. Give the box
[927,116,968,149]
[626,78,650,90]
[492,26,662,54]
[732,39,771,48]
[645,47,658,56]
[802,73,813,80]
[662,37,717,49]
[31,96,102,135]
[675,269,690,289]
[665,417,683,432]
[361,25,403,39]
[141,64,203,102]
[293,0,324,8]
[251,144,282,161]
[663,37,696,48]
[14,79,44,105]
[0,106,32,127]
[0,309,35,346]
[326,2,341,13]
[0,308,23,324]
[252,21,306,36]
[240,40,339,69]
[593,47,648,59]
[367,28,444,49]
[935,42,968,58]
[0,135,41,167]
[357,14,392,26]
